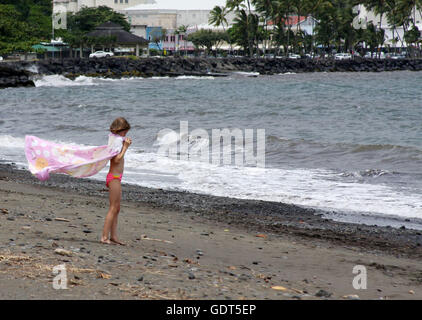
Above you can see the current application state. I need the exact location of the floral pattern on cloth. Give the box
[24,133,124,181]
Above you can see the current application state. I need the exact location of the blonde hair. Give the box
[110,117,131,134]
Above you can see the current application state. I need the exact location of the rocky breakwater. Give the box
[4,56,422,84]
[226,56,422,74]
[31,57,224,79]
[0,65,35,89]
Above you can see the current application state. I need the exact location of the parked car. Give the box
[288,53,300,59]
[334,53,352,60]
[387,53,406,59]
[365,52,386,59]
[89,51,114,58]
[0,56,3,61]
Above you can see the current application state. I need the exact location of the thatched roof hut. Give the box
[87,21,149,56]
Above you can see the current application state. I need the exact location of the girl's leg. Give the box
[110,186,125,245]
[101,179,122,244]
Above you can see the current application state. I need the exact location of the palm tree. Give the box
[279,0,296,56]
[209,6,229,30]
[306,0,324,57]
[395,0,418,52]
[252,0,278,55]
[230,8,261,56]
[227,0,254,56]
[385,0,406,52]
[209,5,233,53]
[160,28,168,55]
[293,0,307,53]
[313,0,336,56]
[176,25,189,56]
[363,0,389,57]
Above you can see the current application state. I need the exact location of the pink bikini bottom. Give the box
[106,173,122,188]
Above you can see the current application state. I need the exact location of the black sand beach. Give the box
[1,163,422,299]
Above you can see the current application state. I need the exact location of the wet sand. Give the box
[0,163,421,300]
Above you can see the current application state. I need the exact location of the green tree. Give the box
[227,0,255,56]
[187,29,225,56]
[404,25,420,57]
[58,6,131,58]
[0,4,39,55]
[0,0,52,55]
[66,6,131,34]
[228,7,261,56]
[363,21,385,56]
[313,0,358,54]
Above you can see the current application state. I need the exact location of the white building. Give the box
[53,0,153,13]
[122,0,236,52]
[353,4,422,46]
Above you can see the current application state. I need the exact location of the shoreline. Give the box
[2,163,422,258]
[1,163,422,299]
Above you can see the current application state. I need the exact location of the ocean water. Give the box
[1,71,421,228]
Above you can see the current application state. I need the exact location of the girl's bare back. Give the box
[109,155,125,175]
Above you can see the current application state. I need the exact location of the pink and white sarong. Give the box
[24,133,123,181]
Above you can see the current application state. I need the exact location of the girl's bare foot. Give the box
[110,238,126,246]
[100,238,112,245]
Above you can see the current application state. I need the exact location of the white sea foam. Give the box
[127,153,422,220]
[95,77,142,82]
[0,135,25,149]
[24,64,39,74]
[175,75,215,80]
[33,74,216,87]
[34,75,98,87]
[232,71,260,76]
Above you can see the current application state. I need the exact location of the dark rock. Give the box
[239,274,251,281]
[0,65,35,89]
[315,289,332,298]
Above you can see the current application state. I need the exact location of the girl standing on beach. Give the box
[101,117,132,245]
